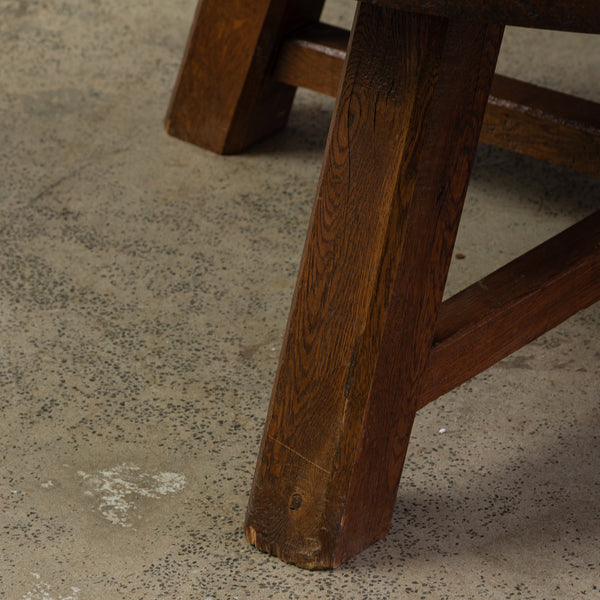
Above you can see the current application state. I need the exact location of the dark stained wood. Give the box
[484,75,600,177]
[366,0,600,33]
[274,23,349,97]
[418,209,600,410]
[244,2,504,569]
[165,0,325,154]
[275,23,600,176]
[274,24,346,94]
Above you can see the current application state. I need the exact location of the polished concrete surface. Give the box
[1,1,599,598]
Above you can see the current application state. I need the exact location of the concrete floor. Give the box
[1,1,599,598]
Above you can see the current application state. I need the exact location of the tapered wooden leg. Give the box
[165,0,325,154]
[244,2,504,569]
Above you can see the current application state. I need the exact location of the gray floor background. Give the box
[1,1,599,598]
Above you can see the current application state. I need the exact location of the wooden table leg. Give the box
[244,2,504,569]
[165,0,325,154]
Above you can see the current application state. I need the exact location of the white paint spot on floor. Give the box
[22,574,80,600]
[77,463,186,527]
[41,480,54,488]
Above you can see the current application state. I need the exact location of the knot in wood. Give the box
[289,493,303,511]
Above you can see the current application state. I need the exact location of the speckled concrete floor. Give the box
[1,1,599,599]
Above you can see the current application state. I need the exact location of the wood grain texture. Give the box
[418,209,600,410]
[365,0,600,33]
[483,75,600,177]
[338,13,504,567]
[245,2,503,569]
[274,23,348,97]
[275,23,600,176]
[165,0,325,154]
[274,23,348,94]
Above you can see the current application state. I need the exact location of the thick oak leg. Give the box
[165,0,325,154]
[245,2,504,569]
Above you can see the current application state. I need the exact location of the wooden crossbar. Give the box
[275,23,600,176]
[417,209,600,409]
